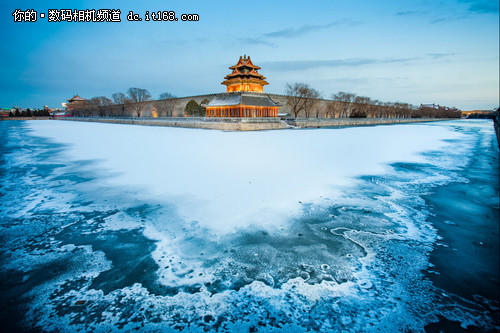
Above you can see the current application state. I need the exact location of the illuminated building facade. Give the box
[206,55,279,117]
[222,55,268,93]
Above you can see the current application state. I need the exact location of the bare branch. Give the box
[127,87,151,117]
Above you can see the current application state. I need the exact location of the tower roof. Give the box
[229,55,261,70]
[67,94,87,102]
[222,55,268,92]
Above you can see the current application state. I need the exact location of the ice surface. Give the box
[26,120,462,233]
[1,119,498,332]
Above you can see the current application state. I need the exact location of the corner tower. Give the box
[66,94,87,111]
[221,55,269,93]
[205,56,280,118]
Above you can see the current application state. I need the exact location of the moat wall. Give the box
[292,117,450,128]
[56,117,451,131]
[58,117,289,131]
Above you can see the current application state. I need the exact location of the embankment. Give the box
[293,117,451,128]
[58,117,287,131]
[54,117,452,131]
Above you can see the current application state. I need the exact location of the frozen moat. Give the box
[0,119,498,332]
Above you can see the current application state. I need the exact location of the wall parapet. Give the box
[58,116,454,131]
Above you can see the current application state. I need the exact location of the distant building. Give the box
[205,55,280,118]
[420,104,439,109]
[67,94,87,111]
[51,111,72,117]
[461,109,494,117]
[472,109,493,114]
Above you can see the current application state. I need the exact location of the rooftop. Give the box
[67,94,87,102]
[207,92,280,107]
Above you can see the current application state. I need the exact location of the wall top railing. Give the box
[67,116,283,123]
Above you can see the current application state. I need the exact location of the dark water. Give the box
[422,122,500,330]
[424,151,499,301]
[0,120,498,332]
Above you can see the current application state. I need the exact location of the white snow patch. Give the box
[26,120,462,233]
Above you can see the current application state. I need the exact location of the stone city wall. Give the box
[292,117,451,128]
[105,93,329,118]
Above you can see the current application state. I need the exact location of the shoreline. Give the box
[53,117,454,131]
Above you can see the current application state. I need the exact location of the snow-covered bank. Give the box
[27,120,461,233]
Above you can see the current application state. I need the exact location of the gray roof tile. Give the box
[207,92,280,107]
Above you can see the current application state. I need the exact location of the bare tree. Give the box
[154,92,178,117]
[324,101,333,118]
[69,100,91,117]
[285,83,306,118]
[351,96,371,118]
[332,92,356,118]
[302,86,320,119]
[326,91,458,119]
[393,102,411,118]
[66,100,82,117]
[285,83,320,118]
[326,100,343,118]
[90,96,113,117]
[386,103,395,118]
[112,92,126,105]
[368,100,382,118]
[127,87,151,117]
[112,92,129,117]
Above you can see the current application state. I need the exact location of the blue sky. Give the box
[0,0,498,110]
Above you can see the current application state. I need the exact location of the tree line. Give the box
[70,88,180,118]
[285,83,461,119]
[69,83,461,119]
[6,109,51,117]
[70,87,211,118]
